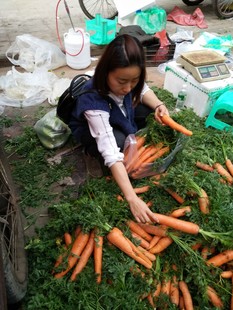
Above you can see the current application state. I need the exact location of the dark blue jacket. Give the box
[69,78,138,143]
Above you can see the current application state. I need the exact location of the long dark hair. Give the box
[93,34,146,106]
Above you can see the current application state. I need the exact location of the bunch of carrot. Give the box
[123,134,170,179]
[53,227,103,283]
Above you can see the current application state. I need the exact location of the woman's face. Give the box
[107,66,141,97]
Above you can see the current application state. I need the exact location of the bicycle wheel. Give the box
[0,136,28,305]
[79,0,118,19]
[181,0,204,5]
[212,0,233,18]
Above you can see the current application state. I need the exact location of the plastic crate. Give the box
[144,35,175,67]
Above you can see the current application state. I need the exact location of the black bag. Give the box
[56,74,93,125]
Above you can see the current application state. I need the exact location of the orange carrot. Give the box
[137,246,156,262]
[195,161,214,172]
[161,114,193,136]
[225,158,233,177]
[140,146,170,166]
[126,220,153,242]
[70,230,95,281]
[178,281,194,310]
[116,194,124,201]
[206,286,223,308]
[54,230,90,279]
[126,144,146,173]
[149,236,173,254]
[169,206,191,218]
[220,270,233,279]
[106,227,152,269]
[94,232,103,284]
[64,232,72,246]
[53,232,73,272]
[133,185,151,194]
[132,143,164,171]
[207,250,233,267]
[170,275,179,306]
[198,188,210,214]
[147,294,155,307]
[153,212,200,235]
[179,295,185,310]
[137,223,167,237]
[213,162,233,184]
[148,235,161,249]
[135,134,146,150]
[191,242,202,251]
[161,277,171,296]
[131,231,150,250]
[152,281,162,298]
[127,238,152,266]
[74,226,82,237]
[165,188,185,204]
[231,275,233,310]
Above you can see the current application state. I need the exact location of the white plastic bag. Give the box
[34,108,71,149]
[0,67,71,108]
[6,34,66,72]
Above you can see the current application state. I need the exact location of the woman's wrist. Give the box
[154,103,164,111]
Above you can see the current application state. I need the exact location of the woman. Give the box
[69,34,169,223]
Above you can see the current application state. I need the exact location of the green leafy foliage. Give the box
[5,89,233,309]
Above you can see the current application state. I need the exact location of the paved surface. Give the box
[1,0,233,67]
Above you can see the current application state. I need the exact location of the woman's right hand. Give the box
[128,195,159,223]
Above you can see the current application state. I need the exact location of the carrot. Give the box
[170,275,179,306]
[131,143,164,171]
[178,281,194,310]
[126,220,153,242]
[127,238,152,266]
[161,114,193,136]
[94,232,103,284]
[195,161,214,172]
[220,270,233,279]
[164,188,185,204]
[135,134,146,150]
[54,230,90,279]
[221,140,233,177]
[131,231,150,249]
[53,232,73,272]
[231,275,233,310]
[149,236,173,254]
[225,158,233,177]
[152,281,162,298]
[191,242,202,251]
[206,286,223,308]
[207,250,233,267]
[169,206,191,218]
[106,227,152,269]
[74,226,82,237]
[148,235,161,249]
[116,194,124,201]
[137,223,167,237]
[64,232,72,246]
[161,277,171,296]
[153,212,200,235]
[137,246,156,262]
[179,295,185,310]
[213,162,233,184]
[140,146,170,166]
[147,294,155,307]
[133,185,151,194]
[198,188,210,214]
[126,144,146,173]
[70,230,95,281]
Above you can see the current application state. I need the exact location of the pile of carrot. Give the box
[53,227,103,283]
[123,135,170,179]
[53,213,233,309]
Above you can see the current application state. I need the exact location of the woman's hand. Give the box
[154,103,169,124]
[128,196,159,223]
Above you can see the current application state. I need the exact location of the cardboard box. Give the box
[164,61,233,117]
